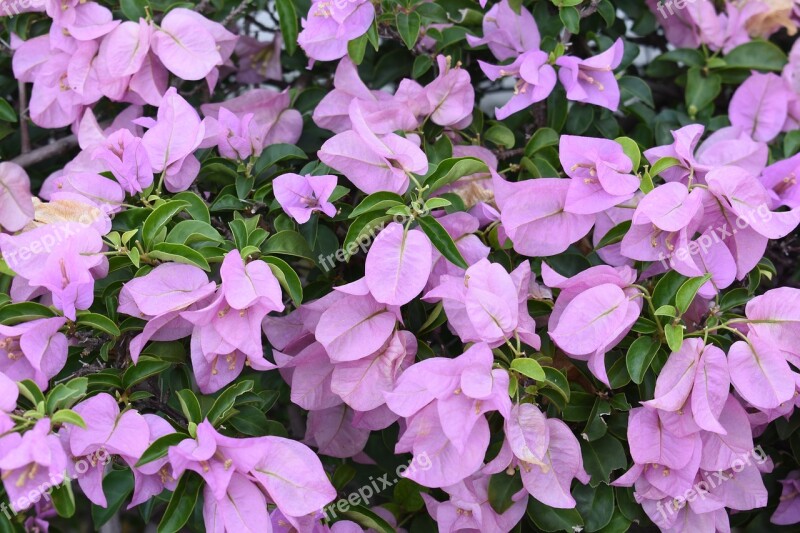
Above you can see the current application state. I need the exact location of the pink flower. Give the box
[138,87,206,192]
[273,173,338,223]
[479,50,556,119]
[386,343,511,487]
[319,101,428,194]
[422,473,527,532]
[544,263,641,386]
[556,38,624,111]
[0,221,107,320]
[67,393,150,507]
[484,403,590,508]
[0,162,35,232]
[298,0,375,62]
[92,129,154,195]
[201,89,303,147]
[466,0,541,61]
[423,55,475,127]
[182,252,284,393]
[423,258,539,348]
[118,263,217,363]
[560,135,639,214]
[0,419,68,512]
[365,222,433,306]
[0,318,67,391]
[493,173,595,257]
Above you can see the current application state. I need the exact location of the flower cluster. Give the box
[2,0,800,532]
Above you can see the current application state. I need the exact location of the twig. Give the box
[222,0,253,26]
[18,81,30,154]
[11,133,79,168]
[194,0,212,12]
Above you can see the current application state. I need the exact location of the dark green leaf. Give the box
[626,336,660,384]
[158,472,202,533]
[76,312,120,337]
[137,433,189,467]
[417,215,468,269]
[396,12,421,49]
[676,274,711,314]
[275,0,298,55]
[142,201,189,249]
[488,470,524,514]
[350,192,405,218]
[92,470,134,529]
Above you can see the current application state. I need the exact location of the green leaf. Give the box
[525,127,560,156]
[574,482,614,532]
[0,302,56,325]
[120,0,147,20]
[45,378,88,414]
[665,323,684,352]
[263,230,316,262]
[136,433,189,467]
[0,99,17,122]
[149,243,211,271]
[51,482,76,518]
[659,48,704,67]
[412,54,433,78]
[541,366,570,402]
[350,192,405,218]
[76,312,121,337]
[142,200,189,249]
[342,506,395,533]
[626,336,660,384]
[614,137,641,171]
[275,0,298,55]
[488,470,524,514]
[254,144,307,175]
[581,434,627,486]
[167,220,223,245]
[172,191,210,223]
[263,256,303,306]
[649,156,682,177]
[17,379,45,407]
[527,497,584,532]
[595,221,632,249]
[342,213,392,261]
[655,305,677,317]
[176,389,202,424]
[510,358,546,381]
[122,358,172,389]
[723,40,787,71]
[158,472,203,533]
[51,409,86,429]
[618,76,654,108]
[652,270,688,308]
[485,124,515,149]
[423,157,489,196]
[206,380,255,425]
[348,34,368,64]
[676,274,711,314]
[92,469,134,529]
[685,68,721,115]
[396,12,421,49]
[559,6,580,33]
[417,215,468,269]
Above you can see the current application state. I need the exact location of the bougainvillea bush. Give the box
[3,0,800,531]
